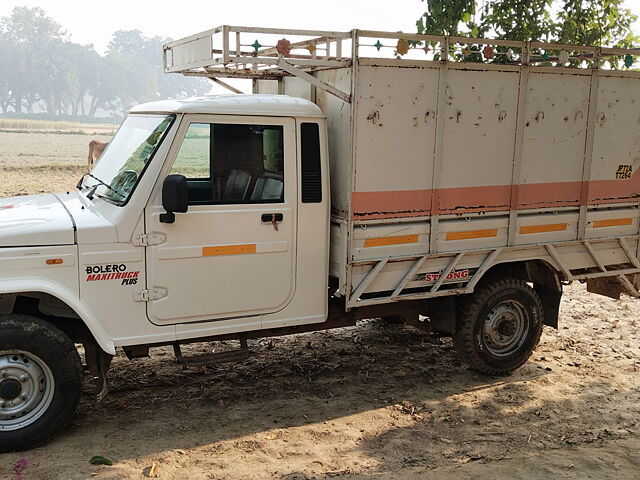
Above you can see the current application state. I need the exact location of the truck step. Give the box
[172,337,249,366]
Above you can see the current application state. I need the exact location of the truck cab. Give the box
[76,95,330,349]
[0,95,330,451]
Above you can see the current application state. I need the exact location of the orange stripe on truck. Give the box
[202,244,257,256]
[445,229,498,241]
[363,234,419,248]
[519,223,568,234]
[592,218,633,228]
[352,170,640,219]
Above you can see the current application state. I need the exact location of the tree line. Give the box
[0,6,209,118]
[418,0,638,47]
[0,2,636,120]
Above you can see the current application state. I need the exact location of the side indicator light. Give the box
[46,259,64,265]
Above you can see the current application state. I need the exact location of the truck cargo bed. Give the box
[164,27,640,307]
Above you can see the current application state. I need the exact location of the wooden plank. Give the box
[577,63,601,239]
[210,77,245,94]
[429,43,449,254]
[391,256,428,299]
[277,59,351,103]
[351,258,389,300]
[508,58,530,246]
[430,252,465,293]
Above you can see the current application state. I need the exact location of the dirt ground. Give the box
[0,283,637,479]
[0,129,639,479]
[0,131,112,197]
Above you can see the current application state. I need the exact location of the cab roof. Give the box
[129,94,324,118]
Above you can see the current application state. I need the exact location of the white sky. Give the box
[0,0,426,54]
[1,0,638,96]
[2,0,638,55]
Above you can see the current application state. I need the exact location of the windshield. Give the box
[86,114,174,205]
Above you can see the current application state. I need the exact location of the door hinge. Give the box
[134,287,168,302]
[132,232,167,247]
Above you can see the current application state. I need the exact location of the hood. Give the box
[0,194,75,247]
[54,191,117,244]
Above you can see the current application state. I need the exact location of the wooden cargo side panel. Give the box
[518,72,590,209]
[283,77,312,101]
[315,68,353,219]
[589,75,640,204]
[351,65,439,219]
[438,69,519,214]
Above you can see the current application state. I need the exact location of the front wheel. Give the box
[0,315,82,452]
[454,278,543,375]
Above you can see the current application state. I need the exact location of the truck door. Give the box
[144,115,297,325]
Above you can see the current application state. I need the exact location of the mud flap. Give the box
[534,284,562,328]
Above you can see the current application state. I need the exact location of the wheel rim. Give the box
[482,300,530,357]
[0,350,55,431]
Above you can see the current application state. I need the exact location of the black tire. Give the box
[454,278,543,375]
[0,314,82,452]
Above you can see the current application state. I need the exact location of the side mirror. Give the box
[160,174,188,224]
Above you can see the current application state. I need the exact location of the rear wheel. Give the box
[454,278,543,375]
[0,315,82,452]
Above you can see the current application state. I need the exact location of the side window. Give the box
[170,123,284,204]
[300,123,322,203]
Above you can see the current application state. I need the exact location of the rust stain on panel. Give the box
[351,169,640,220]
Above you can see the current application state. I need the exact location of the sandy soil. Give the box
[0,131,111,197]
[0,283,638,479]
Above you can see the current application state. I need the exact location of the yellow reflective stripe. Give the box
[202,244,256,256]
[363,234,419,247]
[519,223,567,234]
[445,229,498,241]
[593,218,633,228]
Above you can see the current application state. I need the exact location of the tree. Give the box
[0,6,68,113]
[417,0,638,47]
[558,0,638,47]
[108,29,209,100]
[0,7,210,118]
[0,30,16,113]
[480,0,556,42]
[417,0,476,36]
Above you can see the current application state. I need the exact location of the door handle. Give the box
[261,213,283,223]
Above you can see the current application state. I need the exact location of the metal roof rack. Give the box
[163,25,640,103]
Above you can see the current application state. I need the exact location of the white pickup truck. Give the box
[2,26,640,451]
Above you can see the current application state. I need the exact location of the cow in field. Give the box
[88,140,108,169]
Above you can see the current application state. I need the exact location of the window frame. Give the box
[168,117,289,206]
